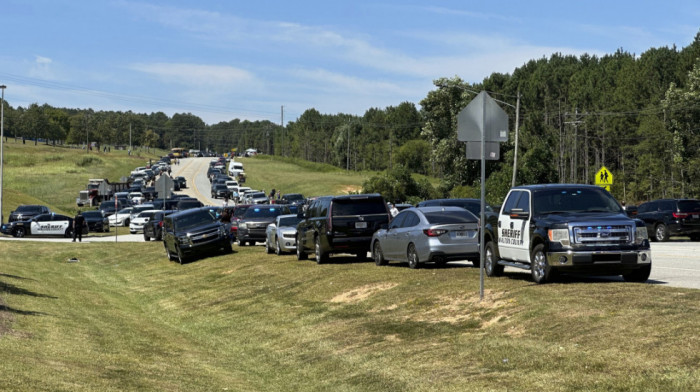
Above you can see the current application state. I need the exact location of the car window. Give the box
[389,212,406,229]
[331,198,386,216]
[401,211,420,228]
[174,210,217,230]
[678,200,700,212]
[502,191,522,214]
[533,188,621,214]
[515,192,530,212]
[279,216,301,226]
[660,200,676,211]
[424,210,477,224]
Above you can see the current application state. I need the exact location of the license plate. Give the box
[452,230,467,239]
[355,221,368,229]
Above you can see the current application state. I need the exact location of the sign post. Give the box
[458,91,509,301]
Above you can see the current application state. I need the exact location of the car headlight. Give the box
[239,222,247,230]
[548,228,570,246]
[635,226,648,245]
[177,235,191,245]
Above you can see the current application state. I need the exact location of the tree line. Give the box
[1,32,699,204]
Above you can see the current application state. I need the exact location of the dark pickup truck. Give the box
[483,184,652,284]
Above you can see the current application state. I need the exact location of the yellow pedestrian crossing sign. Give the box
[595,166,613,191]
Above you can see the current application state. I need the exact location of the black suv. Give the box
[162,207,232,263]
[296,194,390,263]
[236,205,291,246]
[143,209,175,241]
[636,199,700,241]
[8,205,51,223]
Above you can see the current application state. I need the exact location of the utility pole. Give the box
[511,90,521,187]
[565,109,583,183]
[281,105,284,156]
[129,123,132,152]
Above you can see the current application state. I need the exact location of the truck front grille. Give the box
[573,225,632,245]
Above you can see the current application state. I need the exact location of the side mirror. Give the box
[509,208,530,220]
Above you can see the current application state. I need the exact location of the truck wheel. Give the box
[315,236,328,264]
[165,243,175,261]
[373,241,387,266]
[623,264,651,283]
[407,243,420,269]
[296,234,308,260]
[144,233,151,242]
[484,241,503,277]
[176,245,187,264]
[237,238,247,246]
[531,244,554,284]
[654,224,669,242]
[13,227,26,238]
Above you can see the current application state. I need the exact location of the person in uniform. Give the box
[73,211,85,242]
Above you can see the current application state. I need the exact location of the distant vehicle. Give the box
[176,198,204,211]
[8,205,51,223]
[162,207,231,263]
[108,207,135,227]
[174,176,187,189]
[228,161,244,176]
[636,199,700,241]
[278,193,305,205]
[236,205,291,246]
[372,207,480,269]
[211,184,231,199]
[143,210,176,241]
[248,192,269,205]
[99,200,124,218]
[81,210,109,232]
[1,213,86,238]
[171,147,185,158]
[296,194,390,263]
[129,210,158,234]
[265,214,302,255]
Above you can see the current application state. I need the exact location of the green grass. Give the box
[1,145,699,391]
[238,155,371,197]
[1,142,167,218]
[1,241,699,391]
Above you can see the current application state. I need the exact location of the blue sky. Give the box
[1,1,698,125]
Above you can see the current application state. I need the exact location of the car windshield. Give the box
[251,192,266,198]
[243,207,281,218]
[81,211,102,218]
[279,216,302,227]
[174,210,217,230]
[138,211,156,218]
[424,210,478,224]
[117,208,132,214]
[284,194,304,201]
[533,188,622,214]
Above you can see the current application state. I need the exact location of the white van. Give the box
[228,161,244,176]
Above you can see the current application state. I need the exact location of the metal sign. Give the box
[156,175,174,200]
[458,91,509,143]
[466,141,500,160]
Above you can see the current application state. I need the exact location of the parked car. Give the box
[278,193,305,206]
[1,213,86,238]
[162,207,232,263]
[296,194,390,263]
[371,207,480,269]
[82,210,109,232]
[108,207,135,227]
[129,210,158,234]
[8,204,51,223]
[211,184,231,199]
[174,176,187,189]
[636,199,700,241]
[236,205,291,246]
[143,209,176,241]
[265,214,302,255]
[99,200,123,218]
[176,198,204,211]
[248,192,269,205]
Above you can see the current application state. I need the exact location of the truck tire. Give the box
[315,236,328,264]
[622,264,651,283]
[654,224,669,242]
[484,241,503,277]
[296,235,308,260]
[531,243,555,284]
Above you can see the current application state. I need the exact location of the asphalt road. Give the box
[2,157,699,290]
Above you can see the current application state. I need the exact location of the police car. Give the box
[0,213,85,238]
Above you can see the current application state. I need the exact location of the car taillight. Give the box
[158,221,163,227]
[423,228,448,237]
[673,212,689,219]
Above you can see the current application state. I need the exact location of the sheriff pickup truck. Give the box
[483,184,652,284]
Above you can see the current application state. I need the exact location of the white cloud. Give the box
[129,62,256,87]
[28,55,55,80]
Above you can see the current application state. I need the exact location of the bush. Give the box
[76,156,104,167]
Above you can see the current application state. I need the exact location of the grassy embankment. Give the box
[0,144,698,391]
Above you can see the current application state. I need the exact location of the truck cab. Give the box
[484,184,652,284]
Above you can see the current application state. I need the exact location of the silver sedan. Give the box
[265,214,302,255]
[372,206,480,269]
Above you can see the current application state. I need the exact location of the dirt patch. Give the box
[405,290,515,326]
[338,185,361,194]
[330,282,399,303]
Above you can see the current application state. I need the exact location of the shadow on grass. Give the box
[0,273,35,281]
[177,248,238,264]
[497,271,665,285]
[0,304,49,316]
[0,281,58,299]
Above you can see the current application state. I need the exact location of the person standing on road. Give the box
[73,211,85,242]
